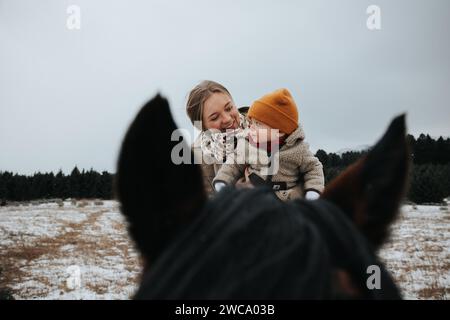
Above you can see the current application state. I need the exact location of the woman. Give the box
[186,80,250,195]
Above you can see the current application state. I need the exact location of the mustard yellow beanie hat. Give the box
[248,88,299,134]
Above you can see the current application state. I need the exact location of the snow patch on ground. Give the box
[379,204,450,299]
[1,201,448,299]
[0,201,140,300]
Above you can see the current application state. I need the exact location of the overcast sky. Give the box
[1,0,449,175]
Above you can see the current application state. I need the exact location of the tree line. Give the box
[0,167,113,202]
[316,134,450,204]
[0,133,449,204]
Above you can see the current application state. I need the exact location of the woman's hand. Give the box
[235,167,254,189]
[235,176,254,189]
[244,166,251,181]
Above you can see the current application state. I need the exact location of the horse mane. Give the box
[135,187,401,299]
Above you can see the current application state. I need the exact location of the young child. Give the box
[213,88,324,201]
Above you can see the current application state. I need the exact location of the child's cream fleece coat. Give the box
[213,124,324,201]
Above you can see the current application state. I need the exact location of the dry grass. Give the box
[1,202,448,299]
[418,280,449,299]
[0,203,141,299]
[379,205,450,299]
[77,201,89,208]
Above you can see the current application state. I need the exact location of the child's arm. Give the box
[212,136,248,192]
[213,163,246,191]
[299,143,325,197]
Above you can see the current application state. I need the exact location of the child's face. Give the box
[249,118,283,144]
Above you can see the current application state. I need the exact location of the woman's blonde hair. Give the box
[186,80,232,130]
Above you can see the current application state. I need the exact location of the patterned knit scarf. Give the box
[200,113,249,163]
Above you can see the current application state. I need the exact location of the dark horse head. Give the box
[115,94,410,299]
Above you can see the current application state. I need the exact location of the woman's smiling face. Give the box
[202,92,240,131]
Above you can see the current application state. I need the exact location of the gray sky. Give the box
[1,0,449,175]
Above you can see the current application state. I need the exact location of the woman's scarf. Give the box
[200,113,249,163]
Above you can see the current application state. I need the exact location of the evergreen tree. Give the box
[408,164,447,204]
[0,172,7,200]
[315,149,329,167]
[70,166,81,198]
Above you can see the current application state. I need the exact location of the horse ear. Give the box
[322,115,411,248]
[115,94,206,263]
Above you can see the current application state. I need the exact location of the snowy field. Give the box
[0,200,448,300]
[379,202,450,299]
[0,200,141,299]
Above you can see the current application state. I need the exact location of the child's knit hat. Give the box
[248,88,298,134]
